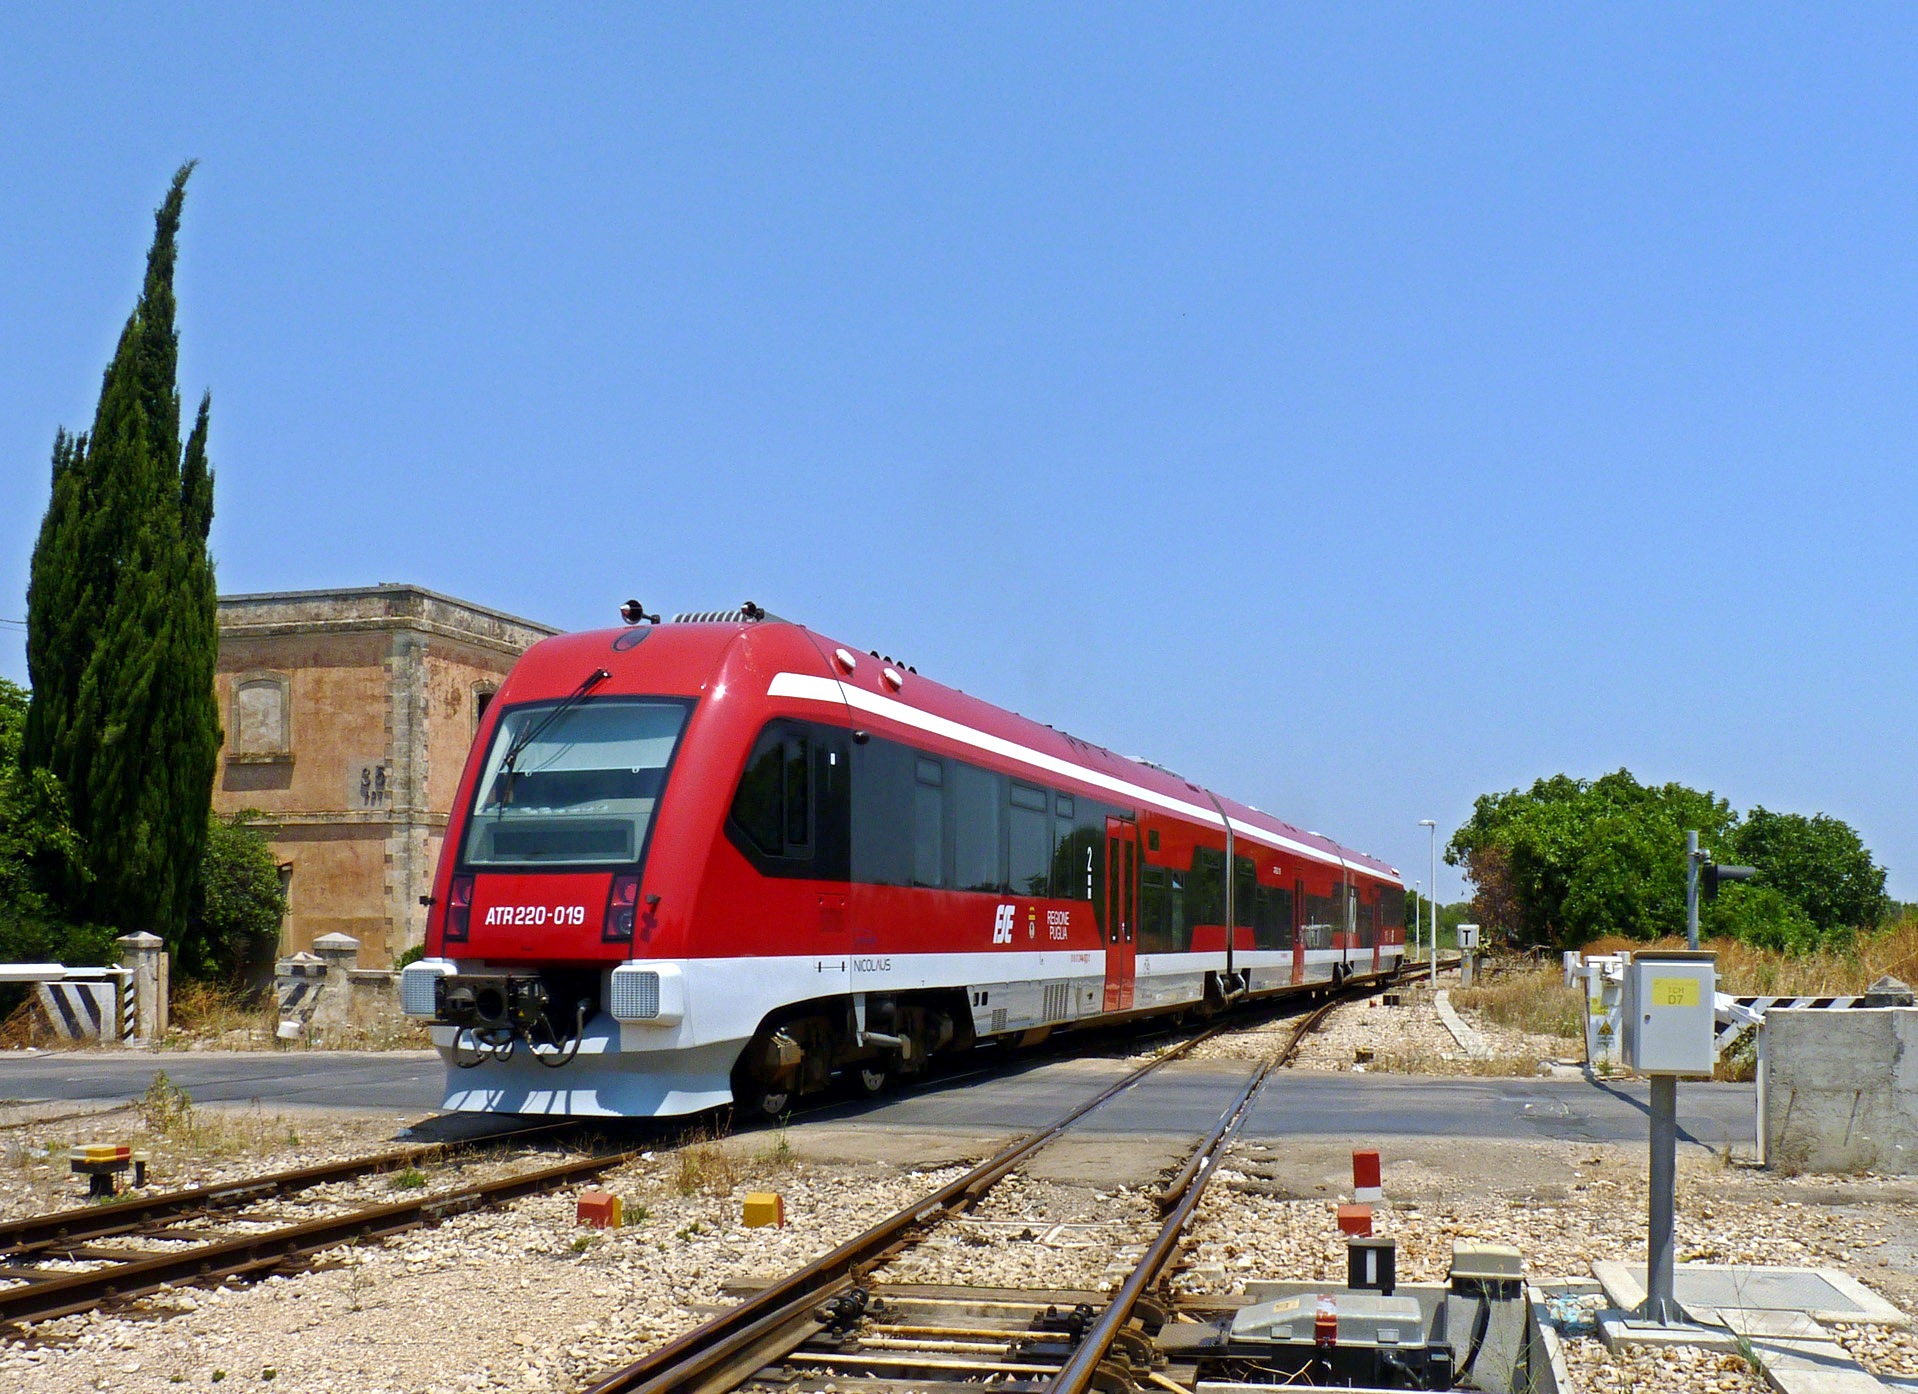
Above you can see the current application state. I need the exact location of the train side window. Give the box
[1052,795,1079,901]
[850,737,913,886]
[729,724,810,863]
[912,757,945,888]
[784,738,811,850]
[1233,854,1256,929]
[1009,781,1050,896]
[1168,871,1187,950]
[1141,865,1167,952]
[812,731,850,882]
[1188,846,1226,934]
[951,762,1004,893]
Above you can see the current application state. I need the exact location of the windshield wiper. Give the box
[496,668,611,806]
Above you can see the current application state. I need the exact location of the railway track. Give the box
[0,1119,605,1327]
[0,964,1434,1341]
[578,984,1352,1394]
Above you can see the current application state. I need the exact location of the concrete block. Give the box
[1336,1204,1372,1236]
[1352,1148,1382,1202]
[1768,1007,1918,1175]
[743,1192,785,1228]
[576,1191,622,1228]
[1746,1337,1888,1394]
[1597,1315,1741,1353]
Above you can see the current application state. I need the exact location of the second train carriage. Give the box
[400,609,1405,1117]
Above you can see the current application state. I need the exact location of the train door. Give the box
[1291,877,1306,985]
[1369,886,1381,976]
[1102,817,1138,1012]
[813,730,852,957]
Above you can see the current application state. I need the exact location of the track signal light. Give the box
[1702,862,1757,900]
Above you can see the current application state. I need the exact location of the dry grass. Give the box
[159,978,429,1052]
[1368,1046,1549,1077]
[1453,967,1584,1039]
[1585,915,1918,997]
[672,1129,746,1197]
[132,1070,301,1160]
[162,980,279,1048]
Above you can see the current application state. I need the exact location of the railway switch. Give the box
[1164,1290,1453,1388]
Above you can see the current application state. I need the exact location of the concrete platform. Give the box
[1592,1261,1906,1392]
[1593,1261,1909,1327]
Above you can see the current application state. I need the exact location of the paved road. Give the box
[0,1049,446,1114]
[0,1048,1754,1150]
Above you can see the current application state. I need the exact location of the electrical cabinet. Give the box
[1621,951,1716,1075]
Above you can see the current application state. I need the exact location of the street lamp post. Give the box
[1419,820,1438,986]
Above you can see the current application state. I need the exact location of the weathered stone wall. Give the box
[212,585,555,967]
[1767,1006,1917,1174]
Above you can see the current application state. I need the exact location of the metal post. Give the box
[1419,820,1437,986]
[1641,1074,1681,1323]
[1686,830,1700,951]
[1755,1021,1769,1168]
[1413,881,1421,964]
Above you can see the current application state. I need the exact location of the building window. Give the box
[472,684,498,740]
[230,673,291,759]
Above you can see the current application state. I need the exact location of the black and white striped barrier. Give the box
[275,955,326,1040]
[1713,986,1913,1057]
[0,964,135,1042]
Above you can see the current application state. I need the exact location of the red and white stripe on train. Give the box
[400,607,1406,1118]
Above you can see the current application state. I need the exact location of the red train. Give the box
[400,608,1405,1117]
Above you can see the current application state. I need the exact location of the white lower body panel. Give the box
[428,943,1403,1117]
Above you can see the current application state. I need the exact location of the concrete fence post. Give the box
[116,932,168,1041]
[309,933,361,1040]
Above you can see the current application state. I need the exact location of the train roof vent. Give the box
[671,605,789,625]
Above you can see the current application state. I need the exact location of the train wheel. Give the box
[855,1063,890,1097]
[737,1080,793,1120]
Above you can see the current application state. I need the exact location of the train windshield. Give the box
[460,697,690,868]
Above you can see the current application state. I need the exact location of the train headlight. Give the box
[400,958,456,1018]
[609,962,684,1024]
[604,874,640,943]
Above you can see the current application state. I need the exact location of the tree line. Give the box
[1445,769,1890,951]
[2,165,284,986]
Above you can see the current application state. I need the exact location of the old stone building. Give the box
[212,585,556,966]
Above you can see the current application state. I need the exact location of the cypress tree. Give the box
[22,163,221,947]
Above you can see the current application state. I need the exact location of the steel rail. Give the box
[1046,1054,1278,1394]
[1150,985,1353,1212]
[0,1142,637,1327]
[0,1118,575,1257]
[578,1021,1230,1394]
[1040,962,1463,1394]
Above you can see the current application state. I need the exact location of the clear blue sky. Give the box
[4,7,1916,903]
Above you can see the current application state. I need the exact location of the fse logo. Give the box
[991,904,1015,944]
